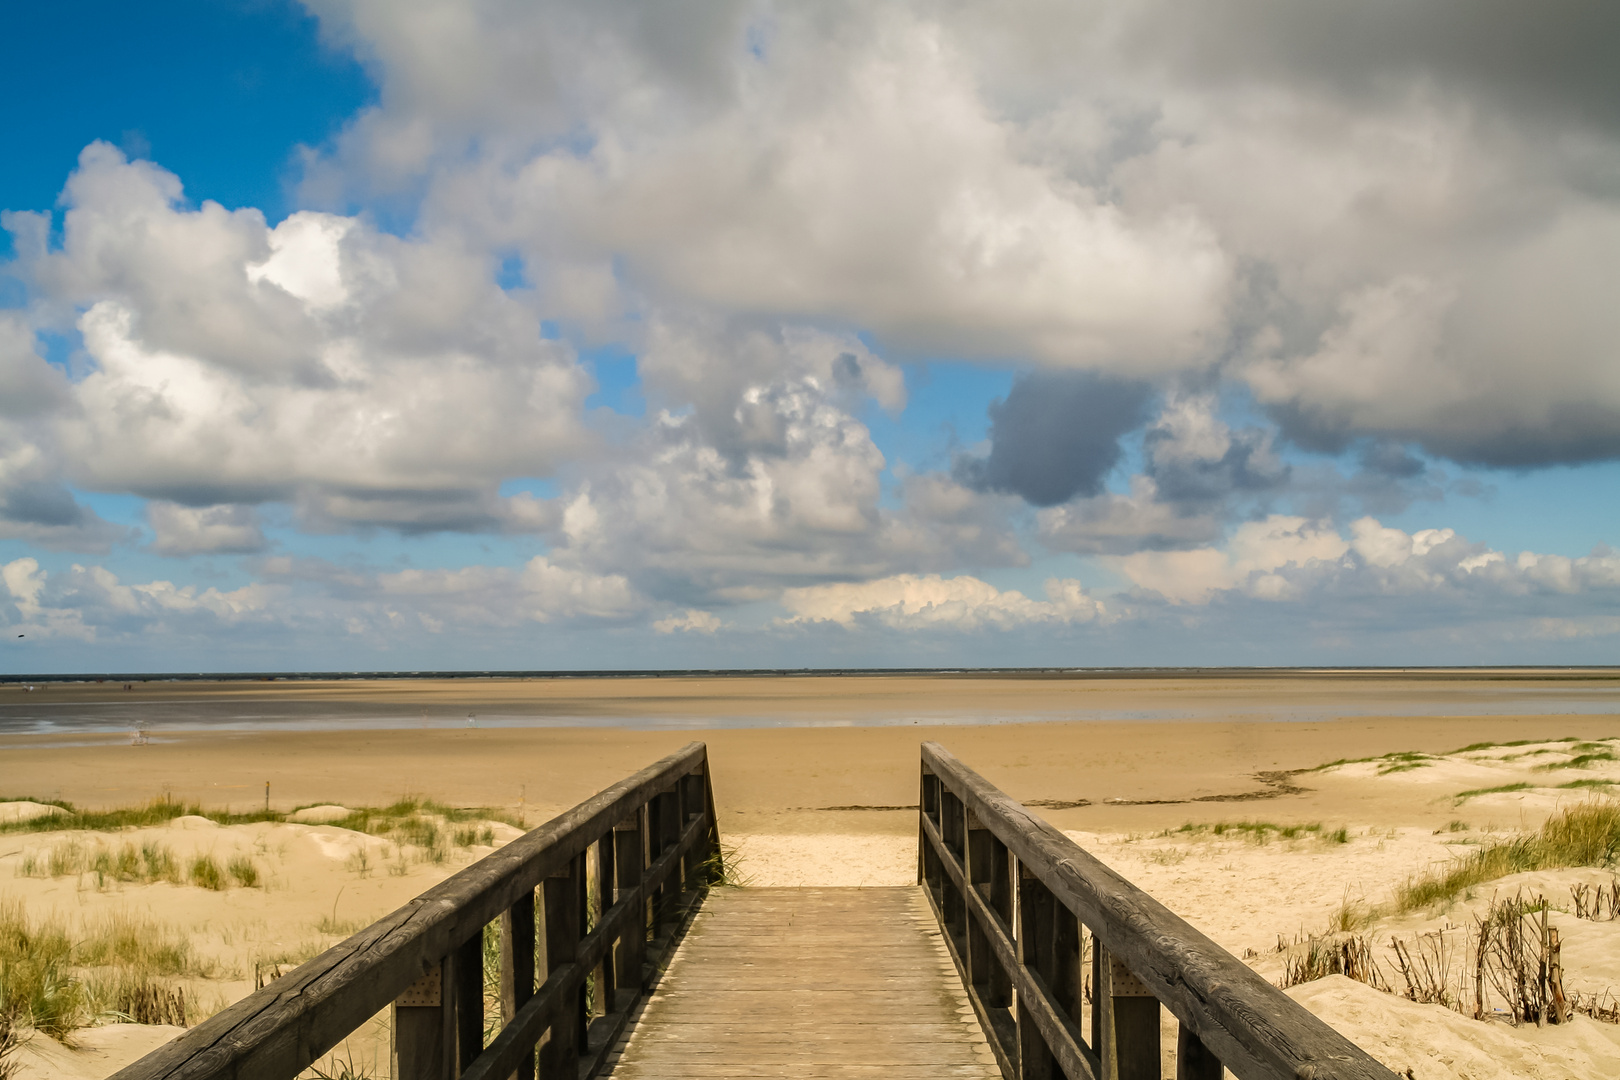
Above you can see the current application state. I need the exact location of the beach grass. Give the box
[0,797,279,836]
[1394,800,1620,914]
[0,901,204,1042]
[1165,821,1347,845]
[1452,782,1534,803]
[1,794,526,838]
[17,840,182,888]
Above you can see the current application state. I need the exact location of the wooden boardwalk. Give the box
[603,887,1001,1079]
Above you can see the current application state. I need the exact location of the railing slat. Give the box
[920,741,1398,1080]
[499,891,537,1080]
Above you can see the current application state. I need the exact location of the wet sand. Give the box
[4,671,1618,834]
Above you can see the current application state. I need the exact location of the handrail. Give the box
[919,741,1397,1080]
[113,742,720,1080]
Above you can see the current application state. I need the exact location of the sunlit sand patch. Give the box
[1313,737,1620,810]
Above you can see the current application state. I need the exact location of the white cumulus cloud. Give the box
[781,573,1103,631]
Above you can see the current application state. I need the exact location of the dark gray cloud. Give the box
[1272,398,1620,470]
[1145,427,1289,505]
[1128,1,1620,138]
[1357,441,1426,480]
[954,374,1152,507]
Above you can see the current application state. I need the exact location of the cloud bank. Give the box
[3,1,1617,665]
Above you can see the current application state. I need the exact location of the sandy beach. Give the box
[4,671,1620,1078]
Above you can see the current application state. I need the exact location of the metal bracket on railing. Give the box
[395,968,442,1007]
[1107,957,1153,999]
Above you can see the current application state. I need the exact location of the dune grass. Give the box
[17,840,182,888]
[0,797,280,836]
[0,901,205,1041]
[1309,750,1436,774]
[1450,736,1581,754]
[1164,821,1349,845]
[16,838,263,893]
[187,856,225,891]
[1536,749,1619,771]
[1451,781,1533,803]
[2,794,524,838]
[1395,800,1620,914]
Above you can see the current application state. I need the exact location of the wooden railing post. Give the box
[500,892,537,1080]
[394,964,448,1080]
[593,835,614,1021]
[1017,867,1057,1080]
[1177,1023,1224,1080]
[652,789,680,932]
[1053,903,1084,1040]
[940,790,964,941]
[1103,951,1160,1080]
[538,853,585,1080]
[452,931,485,1075]
[613,811,646,995]
[1092,940,1108,1073]
[966,811,1004,1006]
[676,773,694,890]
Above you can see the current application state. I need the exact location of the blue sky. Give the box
[1,1,1617,672]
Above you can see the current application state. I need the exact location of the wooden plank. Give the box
[921,742,1400,1080]
[604,888,998,1079]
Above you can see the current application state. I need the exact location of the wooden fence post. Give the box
[1017,867,1056,1080]
[453,932,484,1076]
[613,811,646,997]
[394,964,447,1080]
[538,854,584,1080]
[966,809,993,997]
[654,789,681,932]
[988,840,1013,1010]
[1092,941,1108,1072]
[941,791,964,940]
[1053,903,1083,1035]
[676,773,694,891]
[593,836,614,1021]
[500,891,537,1080]
[1106,953,1160,1080]
[1176,1023,1223,1080]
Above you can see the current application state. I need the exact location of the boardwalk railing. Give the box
[115,742,719,1080]
[919,741,1398,1080]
